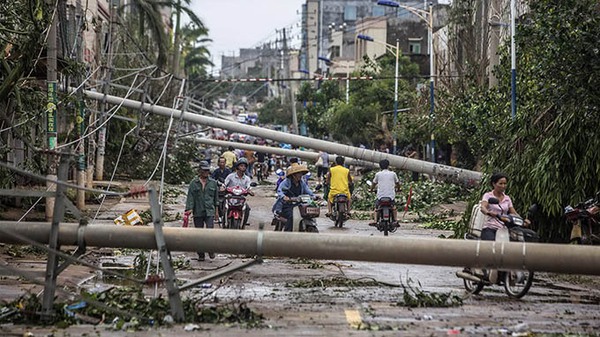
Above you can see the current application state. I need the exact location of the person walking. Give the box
[184,161,219,261]
[315,151,329,189]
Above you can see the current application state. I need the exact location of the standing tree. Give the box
[450,0,600,242]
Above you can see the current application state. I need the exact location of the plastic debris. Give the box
[163,315,174,325]
[184,323,201,331]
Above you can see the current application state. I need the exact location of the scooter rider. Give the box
[273,163,318,231]
[325,156,353,217]
[212,156,232,183]
[479,172,529,241]
[370,159,401,226]
[223,158,254,226]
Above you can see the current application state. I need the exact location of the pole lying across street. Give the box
[1,222,599,276]
[192,138,377,168]
[75,89,483,185]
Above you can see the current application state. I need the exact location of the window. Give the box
[372,6,385,17]
[409,42,421,54]
[344,6,357,21]
[408,38,423,54]
[330,46,340,58]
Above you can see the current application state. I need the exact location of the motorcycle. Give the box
[456,197,539,299]
[375,197,398,236]
[564,191,600,244]
[330,193,350,228]
[223,185,251,230]
[255,161,267,183]
[272,194,320,233]
[216,182,227,228]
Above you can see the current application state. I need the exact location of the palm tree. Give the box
[120,0,206,70]
[180,22,213,79]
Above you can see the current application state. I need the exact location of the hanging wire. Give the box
[16,187,51,222]
[55,72,145,150]
[90,126,139,224]
[142,75,177,187]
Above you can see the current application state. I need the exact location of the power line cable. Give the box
[55,72,148,151]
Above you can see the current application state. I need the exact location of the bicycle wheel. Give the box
[504,270,534,298]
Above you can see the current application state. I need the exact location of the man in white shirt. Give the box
[224,158,253,190]
[223,158,254,226]
[370,159,401,225]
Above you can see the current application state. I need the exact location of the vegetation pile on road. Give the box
[0,288,264,329]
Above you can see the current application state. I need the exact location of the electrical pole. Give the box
[283,28,298,134]
[96,1,117,181]
[74,0,86,210]
[45,0,58,221]
[489,0,502,88]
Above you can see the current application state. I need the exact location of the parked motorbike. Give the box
[375,197,398,236]
[330,193,350,228]
[564,191,600,244]
[456,198,539,299]
[272,195,320,233]
[223,185,251,230]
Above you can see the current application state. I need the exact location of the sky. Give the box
[191,0,306,74]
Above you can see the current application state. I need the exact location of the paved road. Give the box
[1,178,599,336]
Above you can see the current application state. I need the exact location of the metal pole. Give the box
[510,0,517,119]
[392,39,399,155]
[429,4,436,163]
[2,223,600,276]
[96,3,117,180]
[75,88,483,184]
[345,62,349,104]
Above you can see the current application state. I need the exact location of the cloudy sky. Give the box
[192,0,305,72]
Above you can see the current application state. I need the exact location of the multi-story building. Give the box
[300,0,443,79]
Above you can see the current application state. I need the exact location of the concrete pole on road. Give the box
[1,223,600,276]
[75,89,483,185]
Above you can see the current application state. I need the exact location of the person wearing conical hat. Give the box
[272,163,317,231]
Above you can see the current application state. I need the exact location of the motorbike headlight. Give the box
[513,217,524,227]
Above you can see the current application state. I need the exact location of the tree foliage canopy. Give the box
[451,0,600,241]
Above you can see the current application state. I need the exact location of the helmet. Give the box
[275,168,285,177]
[234,158,249,169]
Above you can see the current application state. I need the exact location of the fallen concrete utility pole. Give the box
[194,138,377,168]
[77,89,482,184]
[1,222,599,276]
